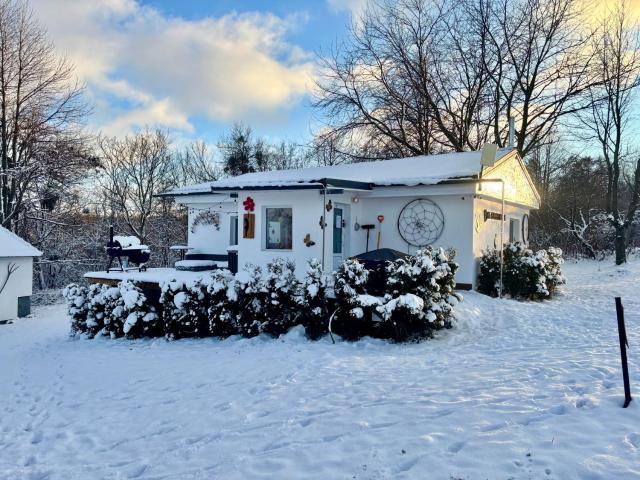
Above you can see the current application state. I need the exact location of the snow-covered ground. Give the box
[1,259,639,480]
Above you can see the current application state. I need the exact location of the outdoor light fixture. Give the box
[352,196,360,203]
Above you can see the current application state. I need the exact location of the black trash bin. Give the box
[227,248,238,274]
[351,248,409,296]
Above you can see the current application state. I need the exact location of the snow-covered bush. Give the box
[205,269,238,338]
[101,286,125,338]
[545,247,566,295]
[376,248,461,341]
[85,283,108,337]
[98,281,160,339]
[63,283,89,335]
[117,281,162,339]
[298,259,329,340]
[261,258,301,337]
[160,278,209,339]
[478,243,565,299]
[331,258,375,341]
[228,265,267,338]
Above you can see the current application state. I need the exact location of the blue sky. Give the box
[29,0,365,145]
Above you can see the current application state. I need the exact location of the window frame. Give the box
[262,206,293,251]
[509,218,521,243]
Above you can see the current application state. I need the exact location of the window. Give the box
[509,218,520,243]
[264,207,292,250]
[229,216,238,246]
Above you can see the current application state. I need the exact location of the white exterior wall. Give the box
[182,196,239,255]
[344,188,475,285]
[233,186,477,285]
[181,185,537,288]
[0,257,33,321]
[235,190,331,276]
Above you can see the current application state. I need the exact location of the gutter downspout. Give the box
[499,181,505,299]
[321,180,327,270]
[470,178,506,297]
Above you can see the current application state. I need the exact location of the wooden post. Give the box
[615,297,632,408]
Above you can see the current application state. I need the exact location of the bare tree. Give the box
[175,140,219,186]
[0,0,92,231]
[579,1,640,264]
[476,0,598,157]
[98,129,176,243]
[315,0,492,159]
[315,0,600,160]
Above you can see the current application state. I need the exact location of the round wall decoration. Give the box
[397,198,445,247]
[522,213,529,243]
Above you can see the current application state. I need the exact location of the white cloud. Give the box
[30,0,315,136]
[327,0,369,18]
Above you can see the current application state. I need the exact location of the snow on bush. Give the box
[100,281,160,339]
[298,259,329,340]
[376,247,460,341]
[64,252,465,344]
[118,281,161,339]
[63,283,89,336]
[261,258,301,337]
[64,281,158,339]
[331,258,375,340]
[160,278,209,339]
[205,269,237,338]
[85,283,108,337]
[478,243,566,299]
[228,265,267,338]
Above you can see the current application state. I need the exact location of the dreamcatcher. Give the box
[397,198,445,247]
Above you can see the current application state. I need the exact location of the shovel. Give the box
[361,224,375,252]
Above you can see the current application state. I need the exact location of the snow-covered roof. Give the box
[0,226,42,257]
[165,149,514,196]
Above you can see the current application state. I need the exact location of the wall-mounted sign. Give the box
[243,213,255,239]
[484,210,505,222]
[243,197,255,212]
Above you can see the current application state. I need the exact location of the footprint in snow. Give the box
[575,397,597,409]
[548,405,567,415]
[127,464,148,479]
[447,441,465,453]
[30,431,43,444]
[625,433,640,449]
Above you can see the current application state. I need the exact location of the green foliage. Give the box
[478,243,566,299]
[298,259,329,340]
[331,259,375,340]
[376,248,460,342]
[262,258,301,337]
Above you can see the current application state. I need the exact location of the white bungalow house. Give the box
[160,147,539,290]
[0,226,42,321]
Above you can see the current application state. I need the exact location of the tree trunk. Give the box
[615,225,627,265]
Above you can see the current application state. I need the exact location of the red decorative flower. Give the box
[243,197,255,212]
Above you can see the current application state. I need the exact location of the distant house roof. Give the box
[0,226,42,257]
[163,149,515,196]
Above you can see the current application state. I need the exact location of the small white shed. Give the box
[162,148,540,289]
[0,226,42,321]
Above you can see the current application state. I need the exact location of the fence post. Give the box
[615,297,632,408]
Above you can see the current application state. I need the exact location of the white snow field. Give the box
[1,259,639,480]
